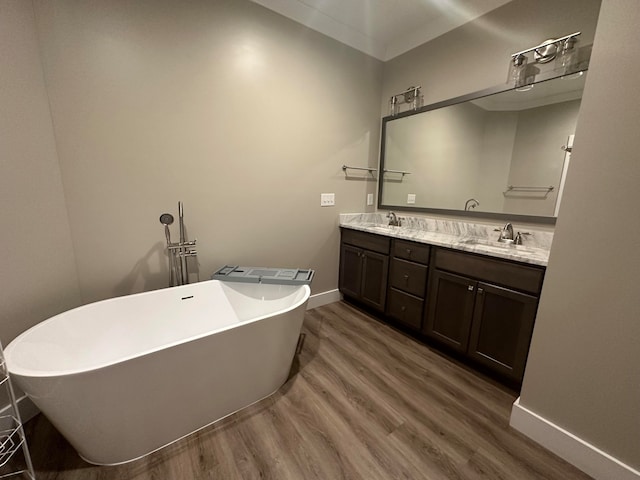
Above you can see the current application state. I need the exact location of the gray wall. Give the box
[28,0,383,304]
[0,0,81,344]
[519,0,640,470]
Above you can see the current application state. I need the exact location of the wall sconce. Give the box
[389,86,422,116]
[508,32,581,87]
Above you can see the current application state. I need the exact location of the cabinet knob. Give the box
[406,249,412,255]
[478,288,484,295]
[468,285,474,291]
[400,306,406,312]
[403,274,409,281]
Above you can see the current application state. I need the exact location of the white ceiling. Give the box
[251,0,513,61]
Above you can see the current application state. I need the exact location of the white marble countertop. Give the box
[340,213,551,267]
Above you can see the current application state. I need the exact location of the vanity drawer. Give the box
[433,248,544,295]
[341,228,390,254]
[392,239,430,265]
[386,288,424,330]
[389,258,428,298]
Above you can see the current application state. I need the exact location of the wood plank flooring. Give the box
[23,301,592,479]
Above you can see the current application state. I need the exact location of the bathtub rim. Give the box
[5,281,310,379]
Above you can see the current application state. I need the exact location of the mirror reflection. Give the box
[379,72,587,221]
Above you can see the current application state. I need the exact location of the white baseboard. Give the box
[0,395,39,424]
[510,397,640,480]
[307,289,341,310]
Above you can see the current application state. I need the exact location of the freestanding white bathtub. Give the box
[5,279,310,465]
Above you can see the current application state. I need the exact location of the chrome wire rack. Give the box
[0,348,35,479]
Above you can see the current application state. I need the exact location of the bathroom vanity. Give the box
[339,214,549,385]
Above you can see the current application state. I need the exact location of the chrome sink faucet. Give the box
[387,211,401,226]
[497,222,514,242]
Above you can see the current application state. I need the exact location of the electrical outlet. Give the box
[407,193,416,204]
[367,193,374,206]
[320,193,335,206]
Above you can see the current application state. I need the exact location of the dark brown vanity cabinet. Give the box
[338,228,545,384]
[339,229,390,312]
[423,248,544,382]
[386,239,430,330]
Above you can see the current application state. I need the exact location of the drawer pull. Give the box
[400,306,406,312]
[478,288,484,295]
[403,274,410,281]
[468,285,474,291]
[406,249,412,255]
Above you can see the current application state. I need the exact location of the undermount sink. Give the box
[460,237,535,251]
[360,223,402,231]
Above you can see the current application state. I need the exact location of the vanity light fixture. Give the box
[388,86,422,116]
[508,32,581,88]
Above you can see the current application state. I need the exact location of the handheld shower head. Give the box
[159,213,174,226]
[159,213,174,244]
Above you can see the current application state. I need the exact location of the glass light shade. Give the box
[555,37,578,75]
[508,54,528,87]
[389,96,398,116]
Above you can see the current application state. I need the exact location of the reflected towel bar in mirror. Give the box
[383,169,412,177]
[506,185,554,192]
[504,185,555,196]
[342,165,376,176]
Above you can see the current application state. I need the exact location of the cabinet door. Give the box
[339,244,362,300]
[423,270,477,353]
[360,250,389,312]
[468,282,538,382]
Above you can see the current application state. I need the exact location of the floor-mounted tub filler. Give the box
[5,280,310,465]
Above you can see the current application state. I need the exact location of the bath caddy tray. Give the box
[211,265,314,286]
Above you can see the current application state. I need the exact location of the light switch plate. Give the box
[407,193,416,204]
[321,193,335,206]
[367,193,374,206]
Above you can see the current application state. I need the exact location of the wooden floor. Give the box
[23,301,592,479]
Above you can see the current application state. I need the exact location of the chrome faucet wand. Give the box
[160,204,197,287]
[178,202,188,285]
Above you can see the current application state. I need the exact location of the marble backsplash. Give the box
[339,212,554,251]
